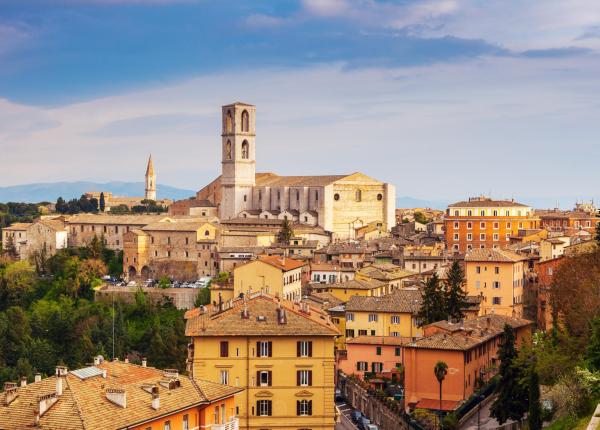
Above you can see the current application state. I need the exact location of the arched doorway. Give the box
[128,266,137,279]
[141,266,150,280]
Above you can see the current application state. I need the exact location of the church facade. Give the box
[196,102,396,239]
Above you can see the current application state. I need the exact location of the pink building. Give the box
[337,336,410,379]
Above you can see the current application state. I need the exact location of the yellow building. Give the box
[210,280,235,305]
[311,278,387,302]
[464,248,526,317]
[355,263,417,293]
[185,293,340,430]
[344,289,423,340]
[233,255,306,301]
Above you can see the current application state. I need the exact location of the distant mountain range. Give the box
[396,196,450,210]
[0,182,196,203]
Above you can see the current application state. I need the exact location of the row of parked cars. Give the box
[102,276,212,289]
[351,410,378,430]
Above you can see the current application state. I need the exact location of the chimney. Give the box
[37,392,58,420]
[142,358,147,367]
[35,373,42,383]
[241,303,249,319]
[101,369,107,379]
[55,366,67,397]
[486,316,491,329]
[124,357,129,364]
[20,376,27,387]
[164,369,179,379]
[106,388,127,408]
[3,385,18,406]
[151,386,160,410]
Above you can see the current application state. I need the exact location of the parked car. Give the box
[358,416,371,430]
[351,411,362,423]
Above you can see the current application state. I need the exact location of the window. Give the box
[493,233,499,241]
[376,346,382,355]
[241,140,249,159]
[220,370,229,385]
[371,362,383,373]
[257,400,272,416]
[493,281,500,289]
[476,266,481,274]
[220,341,229,357]
[468,210,473,216]
[506,222,512,229]
[297,341,312,357]
[395,347,401,356]
[453,222,459,229]
[467,233,473,241]
[377,193,383,201]
[358,329,368,336]
[480,233,486,240]
[241,110,249,132]
[492,297,501,305]
[475,280,480,289]
[357,361,368,371]
[480,210,485,216]
[297,400,312,416]
[467,222,472,229]
[164,421,171,430]
[493,222,499,229]
[453,233,459,240]
[346,329,355,338]
[391,331,399,337]
[368,314,378,322]
[225,110,233,133]
[183,414,189,430]
[334,193,340,201]
[355,189,362,202]
[391,315,400,324]
[454,210,459,216]
[257,370,271,386]
[346,312,354,321]
[225,140,232,160]
[494,266,499,274]
[297,370,312,386]
[480,222,486,229]
[257,341,272,357]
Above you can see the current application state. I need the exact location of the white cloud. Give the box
[2,56,600,203]
[301,0,351,17]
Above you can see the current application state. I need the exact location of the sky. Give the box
[1,0,600,207]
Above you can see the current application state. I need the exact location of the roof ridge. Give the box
[64,375,89,430]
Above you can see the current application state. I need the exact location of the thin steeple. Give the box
[145,154,155,177]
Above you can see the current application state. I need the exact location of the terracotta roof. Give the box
[406,314,532,351]
[357,265,417,281]
[302,292,344,309]
[345,289,422,313]
[314,279,385,291]
[414,398,460,412]
[464,248,526,262]
[257,255,306,271]
[185,293,340,337]
[255,172,348,187]
[448,199,529,208]
[310,263,342,271]
[0,361,242,430]
[38,219,67,231]
[2,222,32,230]
[142,220,215,232]
[346,335,411,346]
[66,214,166,225]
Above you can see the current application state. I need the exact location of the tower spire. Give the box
[145,154,156,201]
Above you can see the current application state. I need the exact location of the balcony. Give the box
[212,417,239,430]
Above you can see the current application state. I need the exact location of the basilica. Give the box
[194,102,396,239]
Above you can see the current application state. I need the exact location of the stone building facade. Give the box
[195,102,396,239]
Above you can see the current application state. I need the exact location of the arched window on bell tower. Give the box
[241,140,249,159]
[225,140,232,160]
[225,110,233,134]
[241,110,249,132]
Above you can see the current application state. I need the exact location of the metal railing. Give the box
[211,417,239,430]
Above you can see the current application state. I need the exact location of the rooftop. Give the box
[185,292,339,337]
[313,278,385,291]
[346,335,412,346]
[448,197,529,208]
[345,289,422,313]
[256,255,306,271]
[464,248,526,263]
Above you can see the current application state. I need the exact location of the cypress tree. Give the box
[417,273,446,325]
[491,324,529,423]
[99,192,106,212]
[444,261,469,322]
[528,363,542,430]
[277,219,294,244]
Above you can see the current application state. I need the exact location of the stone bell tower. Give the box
[220,102,256,219]
[145,154,156,201]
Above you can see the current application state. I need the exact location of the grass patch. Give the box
[544,414,592,430]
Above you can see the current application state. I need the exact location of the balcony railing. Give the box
[212,417,239,430]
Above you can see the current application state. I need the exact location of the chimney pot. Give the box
[142,358,147,367]
[106,388,127,408]
[35,373,42,383]
[20,376,27,387]
[151,392,160,410]
[124,358,129,364]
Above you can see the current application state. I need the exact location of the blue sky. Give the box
[1,0,600,207]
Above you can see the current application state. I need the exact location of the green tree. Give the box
[3,234,19,259]
[528,363,542,430]
[434,361,448,428]
[414,211,431,225]
[0,260,36,308]
[277,218,294,243]
[491,324,529,424]
[444,261,469,322]
[158,276,171,289]
[99,192,106,212]
[586,316,600,371]
[195,287,210,307]
[417,273,446,326]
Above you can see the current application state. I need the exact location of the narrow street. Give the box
[459,397,516,430]
[336,400,359,430]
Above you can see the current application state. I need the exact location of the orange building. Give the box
[0,359,242,430]
[534,256,564,331]
[464,248,527,317]
[538,209,600,235]
[445,196,538,254]
[337,336,409,380]
[403,314,532,412]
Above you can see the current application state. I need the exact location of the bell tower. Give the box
[145,154,156,201]
[220,102,256,219]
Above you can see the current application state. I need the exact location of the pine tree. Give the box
[528,363,542,430]
[99,192,106,212]
[444,261,469,322]
[417,273,446,325]
[277,219,294,244]
[491,324,529,424]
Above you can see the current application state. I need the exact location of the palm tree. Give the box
[434,361,448,429]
